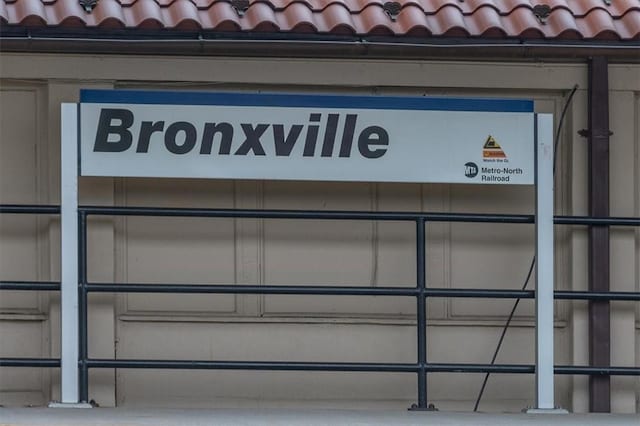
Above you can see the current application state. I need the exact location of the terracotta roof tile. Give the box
[1,0,639,40]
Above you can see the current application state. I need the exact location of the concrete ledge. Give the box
[1,408,638,426]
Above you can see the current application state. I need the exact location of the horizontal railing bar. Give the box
[0,281,61,291]
[0,204,60,214]
[82,359,640,375]
[87,283,534,298]
[1,283,634,301]
[554,216,640,226]
[428,363,534,374]
[86,359,535,374]
[86,283,419,296]
[78,206,534,223]
[77,206,640,226]
[555,290,640,301]
[3,205,639,227]
[84,283,640,301]
[555,366,640,376]
[0,358,61,367]
[4,356,635,376]
[427,288,534,299]
[87,359,418,372]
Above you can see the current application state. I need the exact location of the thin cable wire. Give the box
[473,84,579,411]
[554,85,580,173]
[473,257,535,412]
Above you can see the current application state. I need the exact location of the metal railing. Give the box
[0,204,61,369]
[1,203,640,408]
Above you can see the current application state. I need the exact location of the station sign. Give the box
[79,90,535,185]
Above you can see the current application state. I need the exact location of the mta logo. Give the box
[464,162,478,178]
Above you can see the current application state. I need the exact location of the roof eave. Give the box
[1,27,639,63]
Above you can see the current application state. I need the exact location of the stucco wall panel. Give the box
[0,56,638,412]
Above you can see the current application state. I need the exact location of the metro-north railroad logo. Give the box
[482,135,507,159]
[464,162,478,178]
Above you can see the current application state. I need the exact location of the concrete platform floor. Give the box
[1,408,639,426]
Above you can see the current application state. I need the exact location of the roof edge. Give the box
[1,27,639,62]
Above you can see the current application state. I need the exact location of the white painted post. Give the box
[534,113,556,410]
[59,103,80,404]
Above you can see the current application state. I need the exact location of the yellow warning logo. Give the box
[482,135,507,159]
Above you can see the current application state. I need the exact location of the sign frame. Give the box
[77,90,536,185]
[58,91,556,410]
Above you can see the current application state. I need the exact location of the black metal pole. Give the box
[416,219,427,408]
[78,211,89,403]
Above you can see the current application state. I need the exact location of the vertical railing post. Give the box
[415,218,427,409]
[59,104,80,404]
[534,114,556,410]
[78,211,89,402]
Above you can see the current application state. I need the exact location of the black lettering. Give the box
[164,121,196,155]
[273,124,303,156]
[93,108,134,152]
[235,124,268,156]
[136,121,165,153]
[321,114,339,157]
[304,114,321,157]
[200,122,234,155]
[358,126,389,159]
[338,114,357,157]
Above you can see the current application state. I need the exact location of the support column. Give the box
[58,103,81,404]
[534,114,556,410]
[587,56,611,413]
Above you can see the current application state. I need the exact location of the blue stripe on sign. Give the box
[80,89,534,113]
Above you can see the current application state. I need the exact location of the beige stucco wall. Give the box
[0,54,638,412]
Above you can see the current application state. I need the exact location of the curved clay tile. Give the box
[268,0,315,12]
[404,25,431,37]
[441,26,470,37]
[355,4,396,34]
[161,0,202,28]
[90,0,129,27]
[117,0,140,6]
[500,6,543,38]
[464,4,503,36]
[424,4,466,35]
[456,0,525,16]
[241,1,280,31]
[193,0,217,9]
[607,0,640,18]
[399,0,464,15]
[576,7,617,39]
[553,28,583,41]
[206,2,242,29]
[252,20,280,31]
[289,21,318,33]
[321,0,365,13]
[44,0,87,26]
[614,10,640,40]
[10,0,47,25]
[1,0,638,41]
[121,0,163,27]
[274,2,315,31]
[316,2,355,33]
[394,4,429,34]
[551,0,640,19]
[544,7,580,39]
[480,26,508,38]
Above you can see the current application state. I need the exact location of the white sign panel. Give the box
[79,90,535,184]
